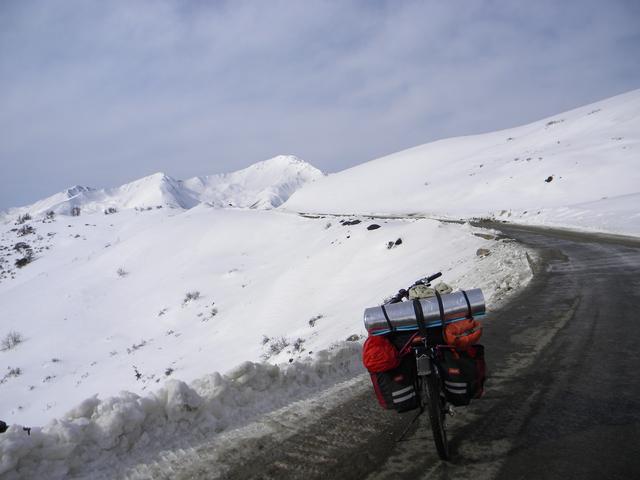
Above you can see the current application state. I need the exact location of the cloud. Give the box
[1,0,639,208]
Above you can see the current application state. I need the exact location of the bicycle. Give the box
[385,272,452,460]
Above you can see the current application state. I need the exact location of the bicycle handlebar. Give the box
[385,271,442,305]
[426,272,442,283]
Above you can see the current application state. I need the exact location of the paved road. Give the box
[174,224,640,480]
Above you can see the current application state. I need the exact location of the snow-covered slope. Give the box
[2,155,323,217]
[0,205,531,477]
[284,90,640,235]
[0,207,529,431]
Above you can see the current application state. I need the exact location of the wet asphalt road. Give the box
[184,223,640,480]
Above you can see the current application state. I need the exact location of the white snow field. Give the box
[0,205,530,478]
[284,89,640,236]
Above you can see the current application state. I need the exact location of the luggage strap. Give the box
[399,332,420,356]
[434,290,446,330]
[381,305,395,333]
[412,299,429,340]
[461,289,473,319]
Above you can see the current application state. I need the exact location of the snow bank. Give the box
[0,342,362,479]
[491,192,640,236]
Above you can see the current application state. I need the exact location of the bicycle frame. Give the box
[383,271,451,459]
[414,343,433,377]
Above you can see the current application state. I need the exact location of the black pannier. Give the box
[367,330,442,413]
[369,354,420,412]
[436,344,486,406]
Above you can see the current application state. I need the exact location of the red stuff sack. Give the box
[362,335,400,372]
[443,318,482,350]
[363,335,420,412]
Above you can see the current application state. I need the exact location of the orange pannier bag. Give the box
[362,335,400,373]
[443,318,482,350]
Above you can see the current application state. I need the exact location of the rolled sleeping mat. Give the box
[364,288,485,336]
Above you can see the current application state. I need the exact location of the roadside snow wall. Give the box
[0,342,362,480]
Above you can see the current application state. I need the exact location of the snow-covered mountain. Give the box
[181,155,324,209]
[2,155,323,217]
[284,90,640,235]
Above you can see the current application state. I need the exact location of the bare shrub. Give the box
[104,207,117,215]
[45,211,55,221]
[0,367,22,384]
[17,225,35,237]
[13,242,30,252]
[182,291,200,306]
[71,206,81,217]
[308,314,323,327]
[269,336,289,355]
[117,267,128,277]
[15,254,33,268]
[13,243,34,267]
[261,335,291,360]
[1,331,24,351]
[16,213,31,225]
[292,338,306,352]
[127,340,147,354]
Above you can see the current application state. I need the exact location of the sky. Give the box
[1,0,639,210]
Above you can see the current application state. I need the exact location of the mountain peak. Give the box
[126,172,173,185]
[240,155,321,174]
[183,155,323,209]
[65,185,94,198]
[260,154,304,165]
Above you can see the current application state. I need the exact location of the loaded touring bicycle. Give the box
[362,272,486,460]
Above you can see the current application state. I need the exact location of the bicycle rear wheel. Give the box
[423,374,450,460]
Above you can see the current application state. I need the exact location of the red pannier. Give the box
[362,335,420,412]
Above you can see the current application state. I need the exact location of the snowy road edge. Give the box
[0,342,364,479]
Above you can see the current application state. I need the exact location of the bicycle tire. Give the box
[423,373,450,460]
